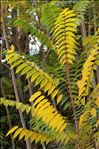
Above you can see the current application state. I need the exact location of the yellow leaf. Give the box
[67,59,73,64]
[95,98,99,107]
[64,9,74,17]
[6,126,18,137]
[55,34,65,42]
[52,89,59,99]
[16,102,22,109]
[79,112,89,128]
[57,119,66,132]
[66,31,75,37]
[16,63,27,73]
[49,114,61,128]
[21,66,31,75]
[13,128,23,139]
[29,91,41,102]
[65,27,76,32]
[95,60,99,65]
[67,48,76,54]
[26,69,35,79]
[48,86,55,95]
[34,99,48,113]
[65,18,77,23]
[67,53,75,60]
[36,102,50,115]
[25,131,33,140]
[57,94,62,103]
[58,50,66,59]
[19,129,28,140]
[7,57,14,64]
[44,82,52,92]
[59,123,67,133]
[40,79,48,88]
[30,133,38,143]
[57,44,66,54]
[26,106,31,114]
[96,120,99,128]
[79,86,86,96]
[44,111,56,123]
[90,108,96,117]
[20,104,27,112]
[35,76,44,86]
[35,134,42,143]
[11,45,15,51]
[11,59,23,69]
[33,96,45,107]
[65,22,76,27]
[56,36,65,45]
[81,98,85,105]
[77,80,81,88]
[7,54,20,64]
[6,53,14,60]
[8,45,15,53]
[31,73,39,82]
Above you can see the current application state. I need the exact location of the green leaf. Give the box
[11,59,23,69]
[26,69,36,79]
[35,76,44,86]
[16,63,27,73]
[26,105,31,114]
[21,66,31,75]
[31,73,39,83]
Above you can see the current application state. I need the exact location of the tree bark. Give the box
[81,20,87,39]
[1,3,31,149]
[17,74,24,100]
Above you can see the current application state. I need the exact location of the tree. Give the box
[1,0,99,149]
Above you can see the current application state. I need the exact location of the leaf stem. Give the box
[66,63,82,149]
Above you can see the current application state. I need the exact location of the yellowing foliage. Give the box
[90,108,96,117]
[77,48,99,99]
[6,49,63,104]
[29,92,67,133]
[6,126,51,144]
[54,8,77,65]
[1,4,99,148]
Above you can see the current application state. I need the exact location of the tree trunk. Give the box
[17,74,24,100]
[1,3,31,149]
[81,20,87,39]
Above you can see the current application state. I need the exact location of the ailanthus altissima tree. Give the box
[1,0,99,149]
